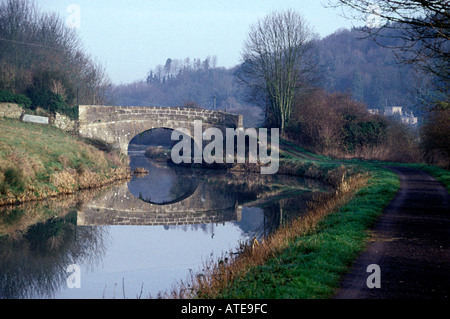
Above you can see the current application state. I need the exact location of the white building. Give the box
[384,106,403,116]
[400,111,418,125]
[383,106,418,125]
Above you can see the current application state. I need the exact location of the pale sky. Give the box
[40,0,362,84]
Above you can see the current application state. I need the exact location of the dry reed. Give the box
[132,167,149,176]
[0,165,131,206]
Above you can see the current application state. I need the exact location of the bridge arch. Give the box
[127,126,202,164]
[78,105,243,154]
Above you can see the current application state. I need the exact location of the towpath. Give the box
[334,166,450,299]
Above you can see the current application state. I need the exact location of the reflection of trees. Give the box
[168,176,197,203]
[136,175,198,205]
[238,192,315,240]
[196,169,326,198]
[0,211,109,299]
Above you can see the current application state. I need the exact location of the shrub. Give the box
[287,89,345,152]
[420,109,450,166]
[343,119,387,152]
[0,89,32,108]
[26,88,78,119]
[1,167,25,193]
[287,88,418,161]
[288,89,388,154]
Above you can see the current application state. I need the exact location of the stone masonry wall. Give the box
[0,103,77,133]
[52,112,77,132]
[79,105,241,128]
[78,206,237,226]
[0,103,23,119]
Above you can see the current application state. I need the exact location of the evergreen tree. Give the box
[351,68,364,102]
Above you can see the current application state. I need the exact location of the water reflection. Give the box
[128,153,199,205]
[0,153,328,299]
[0,191,110,299]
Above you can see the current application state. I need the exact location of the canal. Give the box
[0,145,328,299]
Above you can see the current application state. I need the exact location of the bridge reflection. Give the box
[77,180,242,227]
[77,155,327,227]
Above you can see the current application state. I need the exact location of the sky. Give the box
[40,0,363,84]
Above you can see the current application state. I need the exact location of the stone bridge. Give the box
[78,105,243,153]
[77,180,242,227]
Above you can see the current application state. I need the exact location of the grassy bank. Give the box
[213,165,399,298]
[0,118,130,206]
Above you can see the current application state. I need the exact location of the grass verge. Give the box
[216,165,399,298]
[0,118,130,205]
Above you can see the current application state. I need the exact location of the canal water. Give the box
[0,149,328,299]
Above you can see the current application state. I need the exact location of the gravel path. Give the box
[334,166,450,299]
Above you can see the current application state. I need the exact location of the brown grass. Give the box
[0,165,131,206]
[323,143,423,163]
[168,170,368,299]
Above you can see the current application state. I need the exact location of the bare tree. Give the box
[236,10,319,130]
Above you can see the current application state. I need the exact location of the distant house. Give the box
[400,111,418,125]
[383,106,418,125]
[384,106,403,116]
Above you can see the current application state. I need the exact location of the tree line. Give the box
[0,0,111,118]
[112,5,448,164]
[110,56,265,127]
[110,27,423,127]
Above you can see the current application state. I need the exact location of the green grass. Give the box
[339,157,450,193]
[217,163,400,298]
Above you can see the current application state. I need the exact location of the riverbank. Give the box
[170,140,449,299]
[0,118,131,206]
